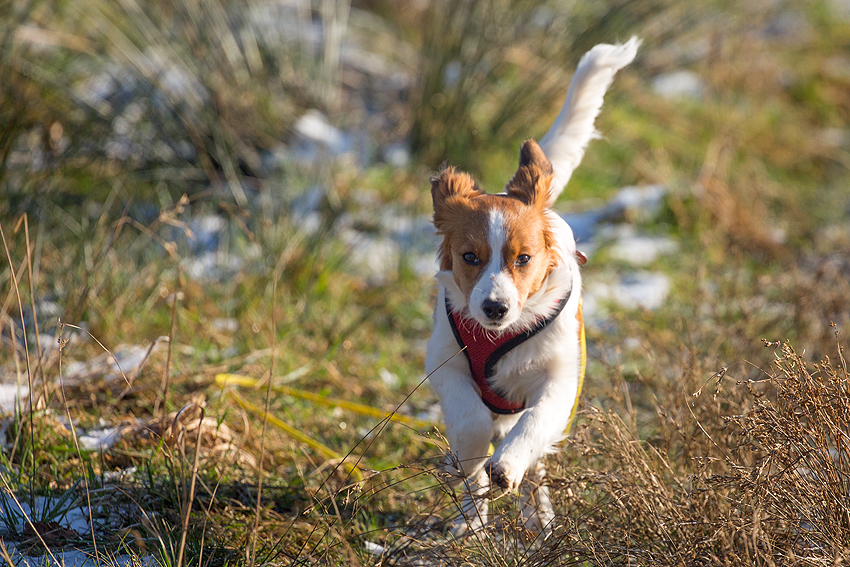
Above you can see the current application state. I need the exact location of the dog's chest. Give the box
[447,294,573,412]
[490,304,582,401]
[459,323,571,413]
[485,328,561,399]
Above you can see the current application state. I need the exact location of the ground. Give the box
[1,0,850,565]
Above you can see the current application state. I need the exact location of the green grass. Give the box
[1,0,850,564]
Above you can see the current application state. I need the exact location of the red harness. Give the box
[446,294,570,414]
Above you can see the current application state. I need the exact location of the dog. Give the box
[425,37,639,536]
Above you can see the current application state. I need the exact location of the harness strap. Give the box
[446,293,570,414]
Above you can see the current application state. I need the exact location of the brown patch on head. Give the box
[431,166,483,271]
[431,167,482,208]
[431,158,558,317]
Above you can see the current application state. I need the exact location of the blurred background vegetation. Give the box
[1,0,849,564]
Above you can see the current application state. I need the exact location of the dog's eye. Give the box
[462,252,480,266]
[515,254,531,266]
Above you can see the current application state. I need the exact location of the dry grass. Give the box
[529,331,849,566]
[1,0,850,565]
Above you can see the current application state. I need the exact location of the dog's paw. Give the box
[486,458,524,491]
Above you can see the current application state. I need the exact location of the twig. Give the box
[175,403,205,567]
[22,215,49,406]
[56,328,101,566]
[155,292,181,416]
[0,222,36,512]
[249,269,279,567]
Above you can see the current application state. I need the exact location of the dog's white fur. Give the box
[426,37,639,535]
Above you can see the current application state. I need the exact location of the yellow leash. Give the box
[565,298,586,435]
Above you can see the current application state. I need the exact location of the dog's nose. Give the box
[482,299,509,321]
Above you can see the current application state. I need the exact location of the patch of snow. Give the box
[77,427,123,451]
[560,185,668,242]
[2,493,158,566]
[442,61,462,88]
[560,209,604,244]
[602,185,667,223]
[182,251,244,281]
[382,141,411,167]
[101,467,137,483]
[62,344,155,385]
[605,226,679,266]
[185,214,228,254]
[651,70,704,100]
[378,368,399,387]
[416,402,442,425]
[585,271,672,314]
[139,46,209,109]
[364,540,386,557]
[342,231,400,283]
[2,496,92,536]
[292,110,351,160]
[338,211,439,282]
[0,383,28,414]
[212,318,238,333]
[6,546,157,567]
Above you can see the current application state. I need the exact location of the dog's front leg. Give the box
[431,370,495,534]
[434,375,495,483]
[426,318,496,482]
[487,401,563,491]
[487,365,578,491]
[427,350,495,532]
[452,467,489,535]
[441,397,493,535]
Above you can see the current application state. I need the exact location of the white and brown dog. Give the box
[426,37,639,535]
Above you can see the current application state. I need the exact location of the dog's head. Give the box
[432,139,572,332]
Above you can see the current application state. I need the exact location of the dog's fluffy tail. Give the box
[539,36,640,204]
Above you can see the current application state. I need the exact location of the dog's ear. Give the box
[431,167,481,225]
[431,167,481,271]
[505,139,555,207]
